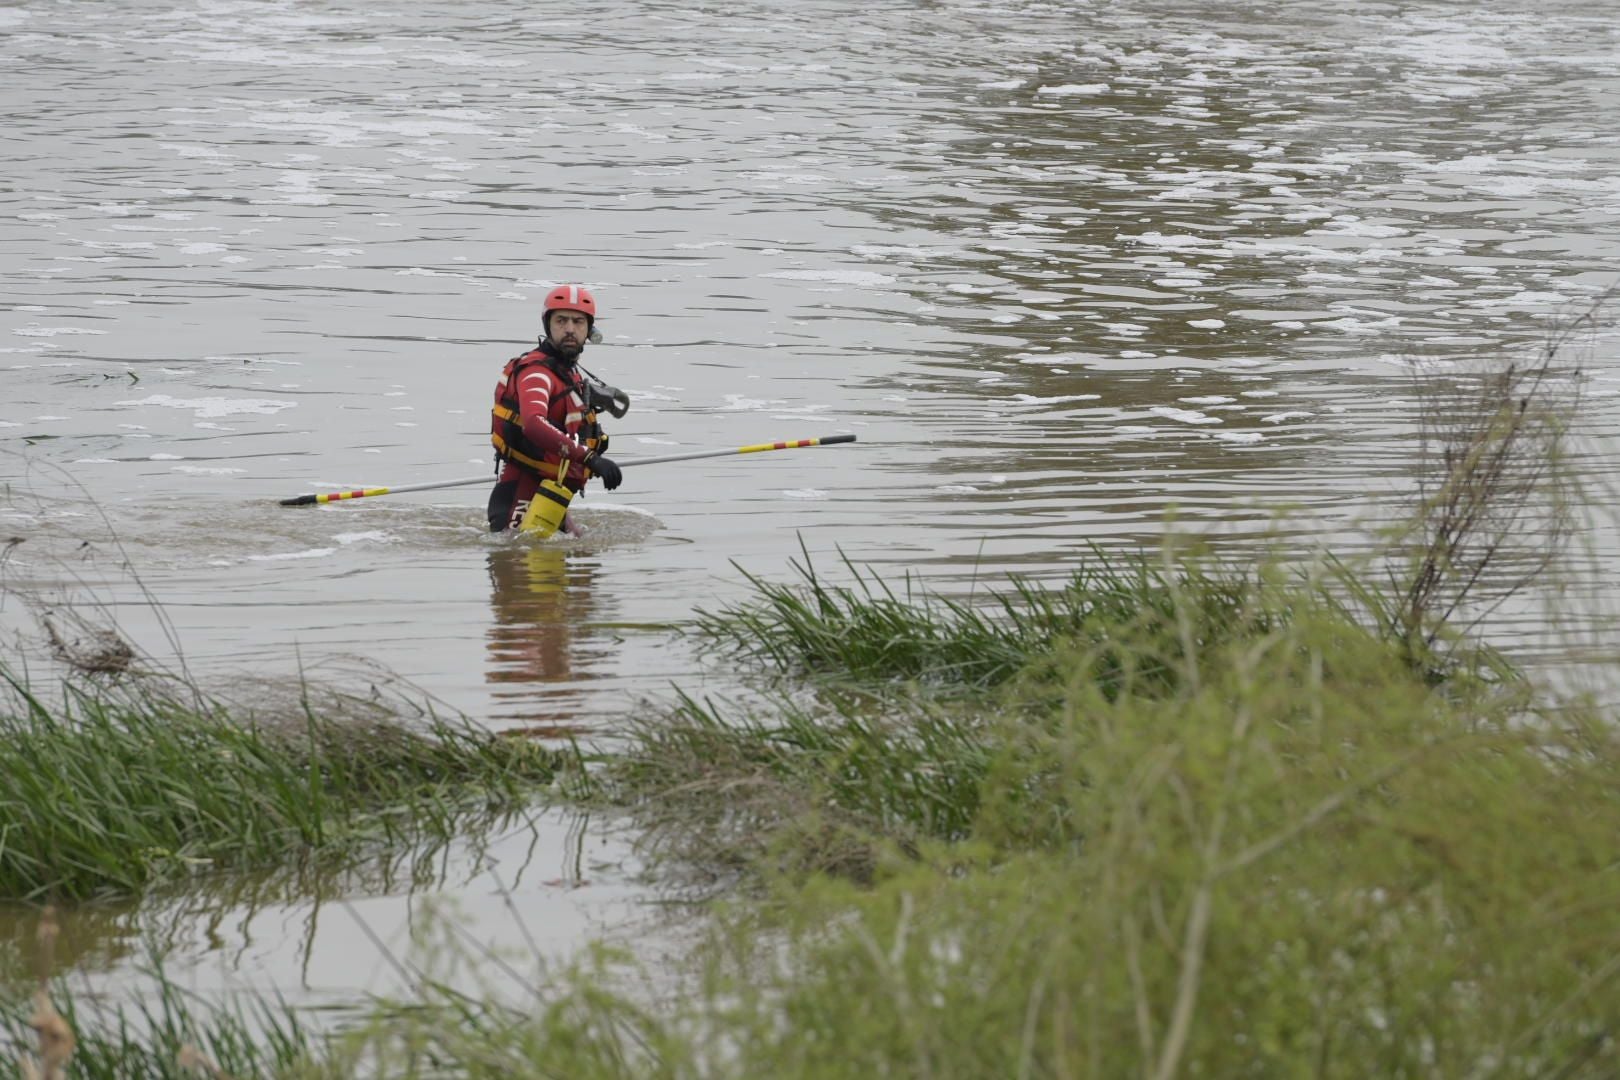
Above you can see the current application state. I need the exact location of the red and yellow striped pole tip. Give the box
[318,487,390,503]
[279,487,390,507]
[737,435,855,454]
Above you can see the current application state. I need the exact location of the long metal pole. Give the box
[278,433,856,506]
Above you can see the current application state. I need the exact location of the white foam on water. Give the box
[171,465,247,475]
[1008,393,1102,405]
[1240,390,1279,398]
[1036,83,1110,96]
[782,489,828,500]
[13,326,107,336]
[1312,315,1401,334]
[1309,218,1409,239]
[1180,396,1235,405]
[1125,231,1222,251]
[116,394,296,418]
[721,393,785,411]
[1150,406,1222,425]
[334,531,395,545]
[73,458,116,464]
[109,223,217,234]
[159,143,229,160]
[936,484,980,494]
[1212,431,1264,444]
[852,243,966,260]
[1262,412,1314,423]
[180,242,228,255]
[1474,290,1573,307]
[761,269,896,286]
[1188,319,1225,328]
[32,416,67,422]
[1376,31,1515,69]
[249,548,337,562]
[148,453,184,461]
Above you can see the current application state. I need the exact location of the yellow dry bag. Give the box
[519,459,575,538]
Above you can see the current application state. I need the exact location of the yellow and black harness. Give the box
[490,350,606,477]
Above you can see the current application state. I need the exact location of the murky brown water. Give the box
[3,0,1618,1008]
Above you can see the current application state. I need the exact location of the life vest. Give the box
[490,348,605,481]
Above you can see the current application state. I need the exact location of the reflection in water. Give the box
[0,817,540,998]
[486,546,598,736]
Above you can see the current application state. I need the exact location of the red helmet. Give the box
[543,283,596,329]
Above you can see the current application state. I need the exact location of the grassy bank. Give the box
[8,548,1615,1077]
[604,551,1618,1077]
[0,666,566,901]
[274,546,1609,1079]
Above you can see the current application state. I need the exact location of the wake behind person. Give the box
[488,284,625,534]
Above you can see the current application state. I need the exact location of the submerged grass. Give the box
[3,976,316,1080]
[0,665,566,901]
[2,907,318,1079]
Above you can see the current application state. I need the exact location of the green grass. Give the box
[553,546,1620,1077]
[0,665,566,901]
[695,543,1275,696]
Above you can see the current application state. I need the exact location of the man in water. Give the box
[488,284,624,533]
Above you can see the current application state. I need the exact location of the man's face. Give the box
[549,310,590,357]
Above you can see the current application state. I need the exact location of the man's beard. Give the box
[552,338,584,360]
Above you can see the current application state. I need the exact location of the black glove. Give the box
[583,451,622,491]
